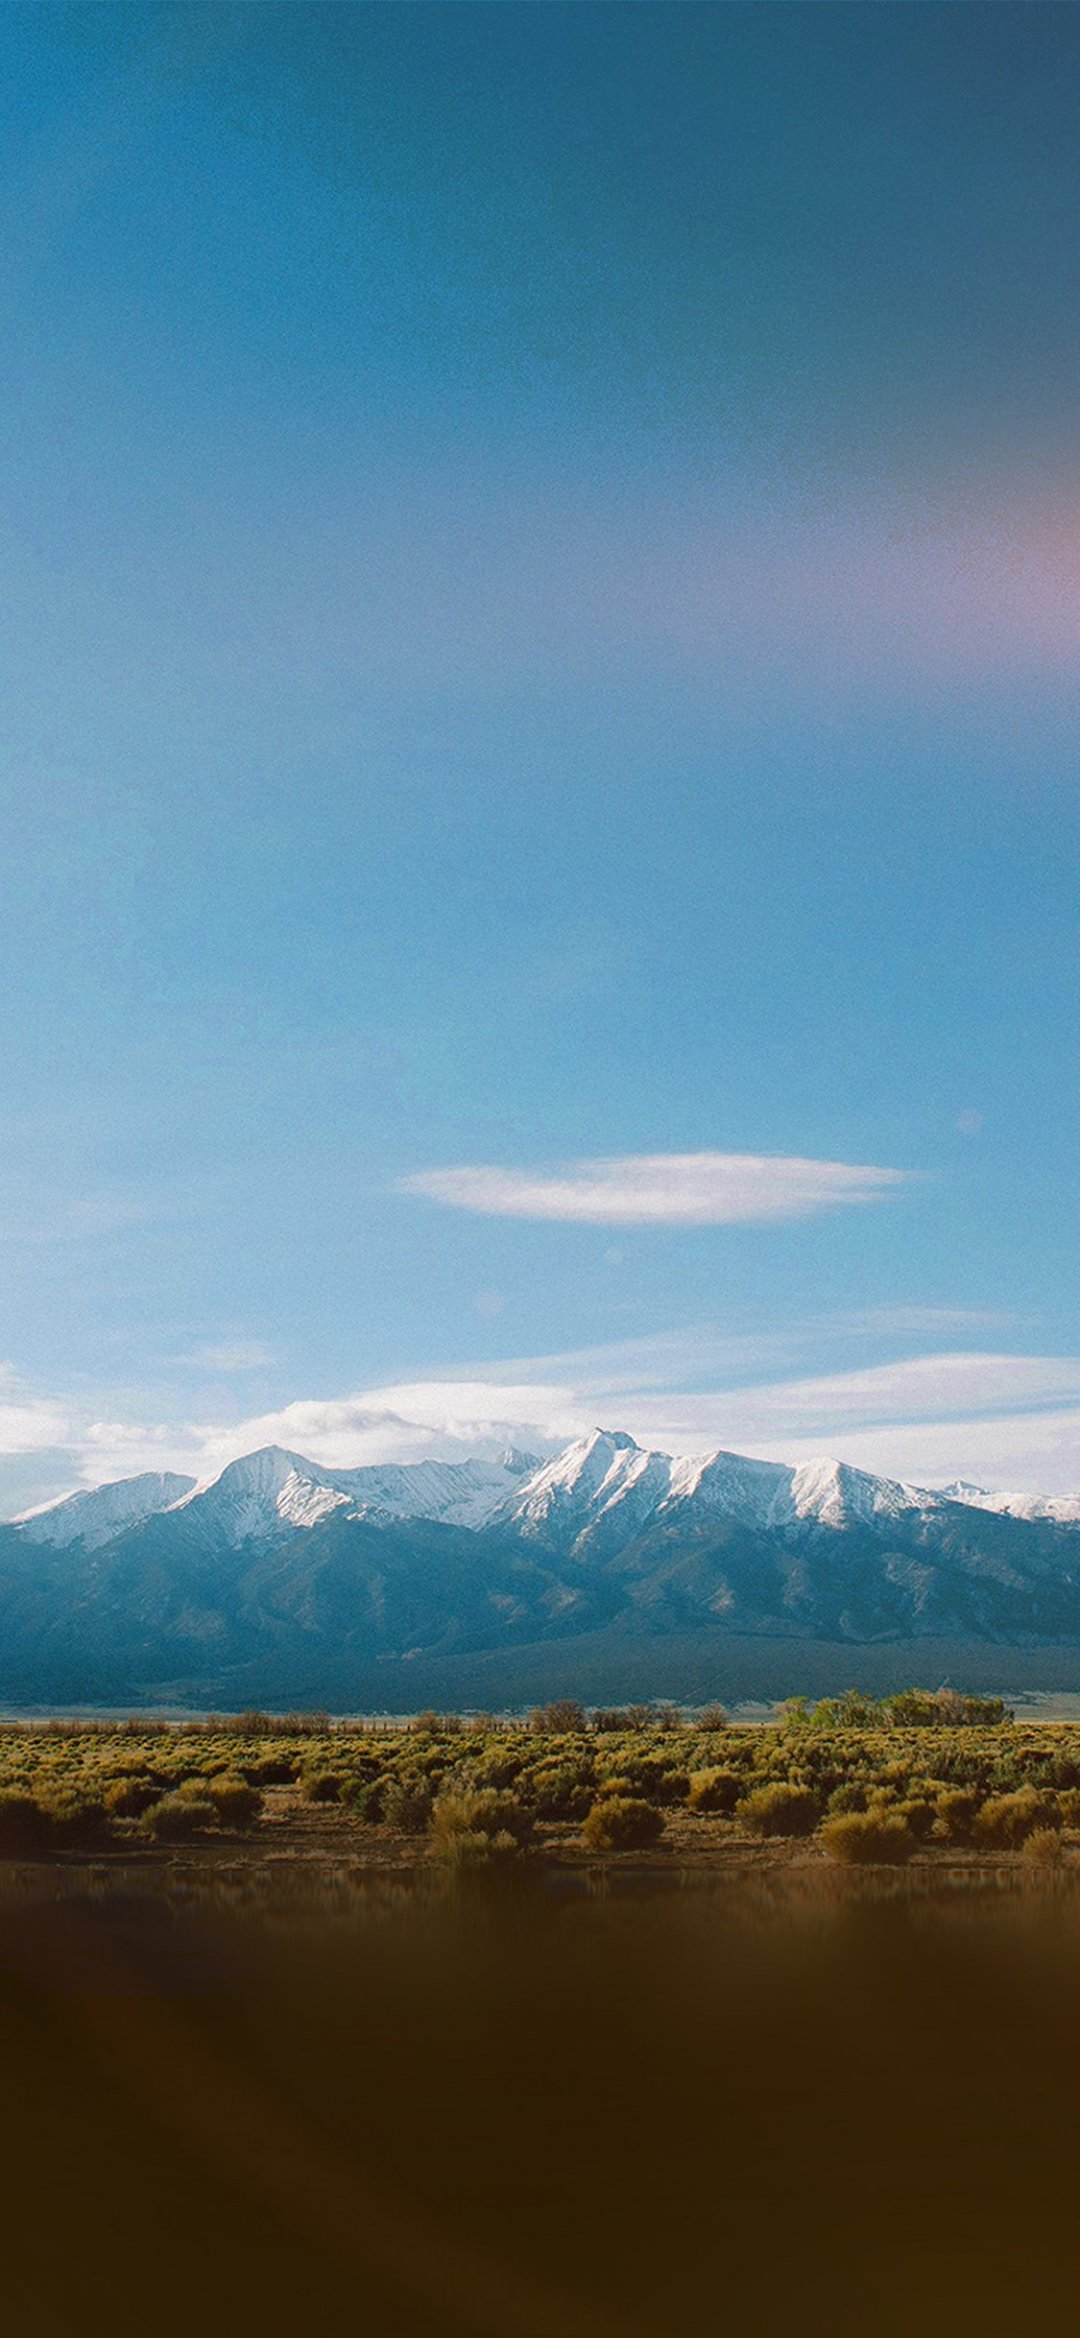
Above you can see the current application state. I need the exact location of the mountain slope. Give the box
[14,1472,197,1551]
[4,1430,1080,1704]
[161,1444,534,1549]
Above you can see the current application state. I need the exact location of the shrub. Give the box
[42,1793,112,1849]
[347,1777,387,1823]
[240,1754,298,1786]
[932,1789,979,1844]
[821,1811,914,1865]
[827,1781,870,1816]
[581,1795,664,1852]
[142,1791,217,1842]
[974,1789,1060,1849]
[382,1775,437,1833]
[301,1768,346,1805]
[594,1753,681,1805]
[1057,1788,1080,1829]
[696,1704,730,1732]
[0,1791,52,1854]
[103,1774,161,1819]
[1024,1827,1065,1870]
[893,1795,937,1842]
[433,1827,524,1880]
[687,1766,742,1816]
[529,1762,595,1823]
[737,1783,819,1838]
[205,1775,263,1828]
[464,1746,527,1792]
[431,1788,534,1852]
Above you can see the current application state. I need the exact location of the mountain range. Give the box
[4,1429,1080,1708]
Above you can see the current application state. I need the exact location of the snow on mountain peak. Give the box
[11,1432,1078,1566]
[661,1447,792,1530]
[162,1443,536,1547]
[494,1428,651,1537]
[15,1471,198,1551]
[786,1456,935,1530]
[936,1481,1080,1525]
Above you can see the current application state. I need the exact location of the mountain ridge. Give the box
[5,1428,1080,1706]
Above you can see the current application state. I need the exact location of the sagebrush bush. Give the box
[821,1810,914,1864]
[41,1793,112,1849]
[827,1781,870,1816]
[932,1789,979,1843]
[464,1747,527,1792]
[687,1766,742,1815]
[581,1795,664,1851]
[300,1768,346,1805]
[347,1777,387,1823]
[973,1789,1060,1849]
[103,1774,161,1819]
[528,1762,595,1823]
[892,1795,937,1841]
[434,1827,524,1879]
[205,1774,263,1828]
[1024,1827,1065,1870]
[382,1775,437,1833]
[431,1788,534,1851]
[141,1791,217,1841]
[737,1783,819,1838]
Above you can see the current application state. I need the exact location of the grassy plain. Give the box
[0,1687,1077,1874]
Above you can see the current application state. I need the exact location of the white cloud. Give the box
[738,1413,1080,1498]
[0,1364,76,1456]
[399,1149,910,1227]
[668,1351,1080,1434]
[2,1329,1079,1515]
[172,1352,1080,1493]
[824,1305,1010,1336]
[185,1386,573,1479]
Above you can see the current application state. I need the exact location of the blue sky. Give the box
[1,1,1079,1508]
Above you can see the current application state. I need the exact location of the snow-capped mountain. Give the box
[484,1429,945,1556]
[488,1429,672,1549]
[15,1471,197,1551]
[937,1480,1080,1527]
[130,1443,538,1550]
[14,1433,1078,1563]
[5,1429,1080,1706]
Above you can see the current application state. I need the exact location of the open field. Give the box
[2,1689,1080,1876]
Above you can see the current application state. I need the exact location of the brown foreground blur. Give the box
[0,1863,1076,2338]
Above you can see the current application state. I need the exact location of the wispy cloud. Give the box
[176,1351,1080,1496]
[744,1413,1080,1499]
[0,1364,76,1455]
[3,1329,1077,1514]
[400,1150,910,1228]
